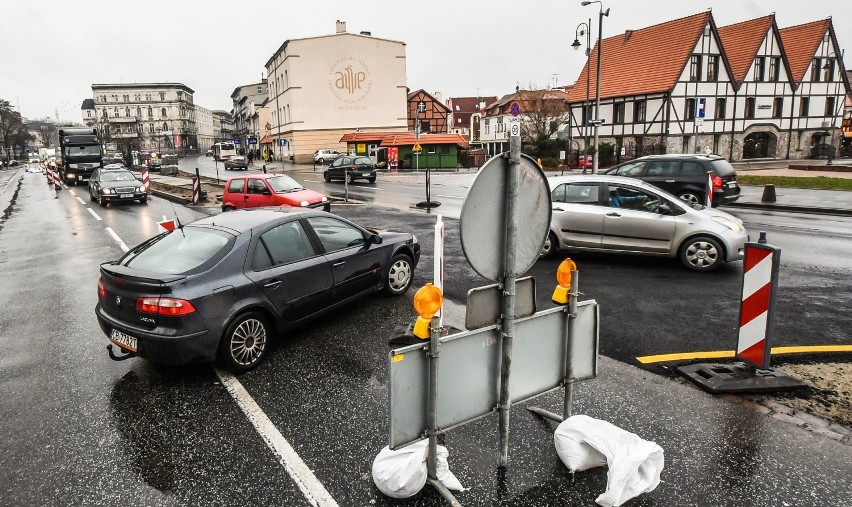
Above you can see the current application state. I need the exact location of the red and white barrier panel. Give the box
[736,241,780,369]
[53,167,61,190]
[192,177,200,205]
[706,171,713,207]
[142,166,150,196]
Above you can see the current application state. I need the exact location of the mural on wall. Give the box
[328,56,373,110]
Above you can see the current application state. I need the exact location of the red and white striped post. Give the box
[45,162,52,185]
[706,171,713,207]
[142,166,150,199]
[53,166,61,191]
[191,176,200,205]
[736,232,781,369]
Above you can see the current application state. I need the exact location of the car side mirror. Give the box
[370,234,383,245]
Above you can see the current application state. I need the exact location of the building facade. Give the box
[563,12,849,163]
[231,81,268,152]
[87,83,198,155]
[195,104,214,153]
[212,110,234,143]
[481,88,570,157]
[264,20,408,163]
[445,96,497,146]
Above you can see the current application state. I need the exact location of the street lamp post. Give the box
[581,0,609,174]
[572,20,592,174]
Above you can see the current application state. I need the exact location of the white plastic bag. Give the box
[372,441,428,498]
[554,415,664,507]
[372,441,465,498]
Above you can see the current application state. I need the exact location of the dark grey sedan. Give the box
[95,208,421,372]
[88,168,149,206]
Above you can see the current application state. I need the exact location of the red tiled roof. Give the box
[717,15,775,85]
[566,12,711,102]
[339,131,468,149]
[779,19,830,84]
[485,89,570,115]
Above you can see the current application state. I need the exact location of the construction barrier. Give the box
[142,166,150,197]
[192,177,200,205]
[736,236,781,369]
[53,167,61,191]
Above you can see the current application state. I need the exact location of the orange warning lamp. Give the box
[412,283,443,339]
[551,258,577,305]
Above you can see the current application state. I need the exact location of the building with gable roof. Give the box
[445,95,498,144]
[482,88,571,157]
[563,11,848,163]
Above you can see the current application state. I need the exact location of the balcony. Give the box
[110,116,141,123]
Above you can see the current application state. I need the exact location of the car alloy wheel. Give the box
[323,171,331,182]
[219,312,270,373]
[384,254,413,295]
[540,232,558,258]
[680,236,723,272]
[346,173,355,184]
[678,191,702,206]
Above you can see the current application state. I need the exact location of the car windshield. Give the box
[710,159,736,177]
[120,228,232,275]
[354,157,372,165]
[267,175,304,192]
[101,171,136,182]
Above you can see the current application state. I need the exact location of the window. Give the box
[611,161,645,177]
[455,105,460,111]
[125,107,131,116]
[633,100,646,122]
[772,97,783,118]
[427,145,436,154]
[257,87,262,94]
[163,122,168,132]
[457,117,462,124]
[800,97,810,117]
[754,57,765,81]
[712,135,721,154]
[607,184,660,211]
[769,57,780,81]
[247,179,267,194]
[148,106,153,117]
[86,110,92,118]
[682,135,691,153]
[551,183,599,204]
[252,221,315,270]
[149,123,154,133]
[613,102,625,124]
[161,108,167,117]
[114,107,119,117]
[685,98,696,120]
[707,55,719,81]
[745,97,756,119]
[159,92,165,100]
[136,106,142,116]
[307,216,365,253]
[811,58,822,81]
[145,93,151,102]
[824,58,835,81]
[715,98,726,119]
[680,161,706,177]
[825,96,836,117]
[484,119,490,134]
[689,55,703,81]
[646,160,679,177]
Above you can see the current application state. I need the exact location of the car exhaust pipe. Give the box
[107,344,136,361]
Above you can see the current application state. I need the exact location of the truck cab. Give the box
[54,127,103,185]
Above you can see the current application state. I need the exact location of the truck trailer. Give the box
[52,127,103,185]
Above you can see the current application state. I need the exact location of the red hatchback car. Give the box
[222,174,330,212]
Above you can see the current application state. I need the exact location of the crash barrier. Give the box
[678,231,805,393]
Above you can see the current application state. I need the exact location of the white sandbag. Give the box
[554,415,664,507]
[372,441,428,498]
[435,445,466,491]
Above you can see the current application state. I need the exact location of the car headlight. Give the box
[321,196,328,202]
[711,216,744,233]
[300,200,309,207]
[103,188,114,194]
[138,186,146,192]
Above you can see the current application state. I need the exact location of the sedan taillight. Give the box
[712,175,724,190]
[97,279,106,299]
[136,297,196,316]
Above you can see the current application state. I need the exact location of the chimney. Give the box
[624,30,633,42]
[336,20,347,33]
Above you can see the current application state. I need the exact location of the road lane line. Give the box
[636,344,852,364]
[104,227,129,252]
[76,197,86,205]
[87,207,103,221]
[215,368,339,507]
[435,194,464,199]
[69,189,76,196]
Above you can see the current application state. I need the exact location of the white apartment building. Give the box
[195,104,214,153]
[87,83,198,154]
[264,20,408,163]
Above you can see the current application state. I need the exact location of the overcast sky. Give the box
[2,0,848,123]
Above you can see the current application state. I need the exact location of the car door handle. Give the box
[264,281,282,289]
[665,179,675,182]
[606,212,621,217]
[333,261,346,268]
[553,207,565,212]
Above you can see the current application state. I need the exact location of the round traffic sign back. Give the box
[459,153,551,282]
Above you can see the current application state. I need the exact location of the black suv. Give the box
[603,154,740,207]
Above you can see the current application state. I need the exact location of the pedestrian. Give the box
[247,150,253,165]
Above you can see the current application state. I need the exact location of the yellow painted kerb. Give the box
[637,344,852,364]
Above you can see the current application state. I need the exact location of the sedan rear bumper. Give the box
[95,303,218,365]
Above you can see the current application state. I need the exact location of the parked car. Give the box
[324,155,377,184]
[541,174,747,272]
[222,174,329,212]
[95,208,421,372]
[569,154,593,169]
[224,155,248,170]
[313,149,342,165]
[205,148,213,157]
[148,159,162,171]
[602,154,740,207]
[88,167,148,206]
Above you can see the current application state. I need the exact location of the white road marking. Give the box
[354,185,382,190]
[215,368,339,507]
[87,207,102,221]
[435,194,465,199]
[76,197,86,205]
[69,189,76,196]
[104,227,129,252]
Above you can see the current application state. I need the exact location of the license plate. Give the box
[110,329,138,352]
[119,193,132,198]
[727,182,736,187]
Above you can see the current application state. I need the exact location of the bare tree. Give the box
[0,99,33,159]
[517,89,571,143]
[38,123,57,147]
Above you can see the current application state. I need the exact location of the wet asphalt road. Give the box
[1,169,850,505]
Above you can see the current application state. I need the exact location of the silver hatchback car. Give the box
[542,175,747,271]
